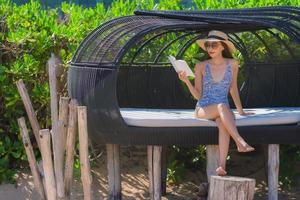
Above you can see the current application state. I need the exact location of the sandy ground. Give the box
[1,145,300,200]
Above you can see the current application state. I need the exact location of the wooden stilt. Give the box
[16,79,41,149]
[268,144,279,200]
[148,146,154,199]
[148,145,162,200]
[18,117,46,200]
[40,129,57,200]
[107,144,121,200]
[64,99,78,200]
[78,106,92,200]
[206,145,220,183]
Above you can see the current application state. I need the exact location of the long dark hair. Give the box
[220,42,234,58]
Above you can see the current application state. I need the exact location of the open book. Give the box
[168,55,195,77]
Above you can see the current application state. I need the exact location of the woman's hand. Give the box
[238,110,255,116]
[178,71,189,83]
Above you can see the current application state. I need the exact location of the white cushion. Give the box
[120,107,300,127]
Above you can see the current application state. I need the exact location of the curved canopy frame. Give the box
[71,6,300,68]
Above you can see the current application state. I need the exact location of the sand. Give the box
[1,145,300,200]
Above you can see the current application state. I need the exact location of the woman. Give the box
[178,30,255,176]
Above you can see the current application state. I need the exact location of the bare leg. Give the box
[215,117,229,176]
[217,103,254,152]
[195,103,254,152]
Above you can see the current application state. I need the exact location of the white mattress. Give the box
[120,107,300,127]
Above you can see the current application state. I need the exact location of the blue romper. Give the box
[196,59,232,108]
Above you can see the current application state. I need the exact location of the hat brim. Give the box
[196,38,236,54]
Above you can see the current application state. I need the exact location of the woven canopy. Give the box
[71,6,300,68]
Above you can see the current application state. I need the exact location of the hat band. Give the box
[207,35,226,41]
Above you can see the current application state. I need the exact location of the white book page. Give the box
[168,55,195,77]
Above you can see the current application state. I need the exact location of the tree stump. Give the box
[208,175,255,200]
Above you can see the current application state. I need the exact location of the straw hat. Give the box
[196,30,236,54]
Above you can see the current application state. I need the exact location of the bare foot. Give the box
[216,166,227,176]
[236,141,255,152]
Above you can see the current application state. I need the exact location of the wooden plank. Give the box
[64,99,78,200]
[153,146,162,200]
[147,146,154,200]
[107,144,122,200]
[59,97,70,153]
[40,129,57,200]
[16,79,41,149]
[18,117,46,200]
[268,144,279,200]
[78,106,92,200]
[208,175,255,200]
[52,121,66,200]
[48,53,59,124]
[206,145,220,183]
[148,145,162,200]
[55,96,70,199]
[48,53,66,199]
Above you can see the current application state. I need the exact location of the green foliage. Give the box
[166,145,207,185]
[279,145,300,189]
[1,0,300,188]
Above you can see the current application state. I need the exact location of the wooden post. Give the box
[48,53,65,199]
[148,145,162,200]
[18,117,46,200]
[40,129,57,200]
[59,97,70,153]
[16,79,41,149]
[54,96,70,199]
[206,145,220,183]
[268,144,279,200]
[208,175,255,200]
[148,146,154,198]
[106,144,121,200]
[78,106,92,200]
[64,99,78,200]
[48,52,59,124]
[51,121,66,200]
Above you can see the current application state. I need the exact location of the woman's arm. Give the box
[229,60,244,114]
[178,62,203,100]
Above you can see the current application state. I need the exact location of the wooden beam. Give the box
[107,144,121,200]
[268,144,279,200]
[64,99,78,200]
[18,117,46,200]
[48,53,66,199]
[40,129,57,200]
[48,52,59,124]
[148,145,162,200]
[16,79,41,149]
[59,97,70,153]
[78,106,92,200]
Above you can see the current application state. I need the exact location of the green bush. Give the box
[1,0,300,189]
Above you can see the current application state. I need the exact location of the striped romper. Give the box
[195,59,232,115]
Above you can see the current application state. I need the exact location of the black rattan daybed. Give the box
[67,6,300,200]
